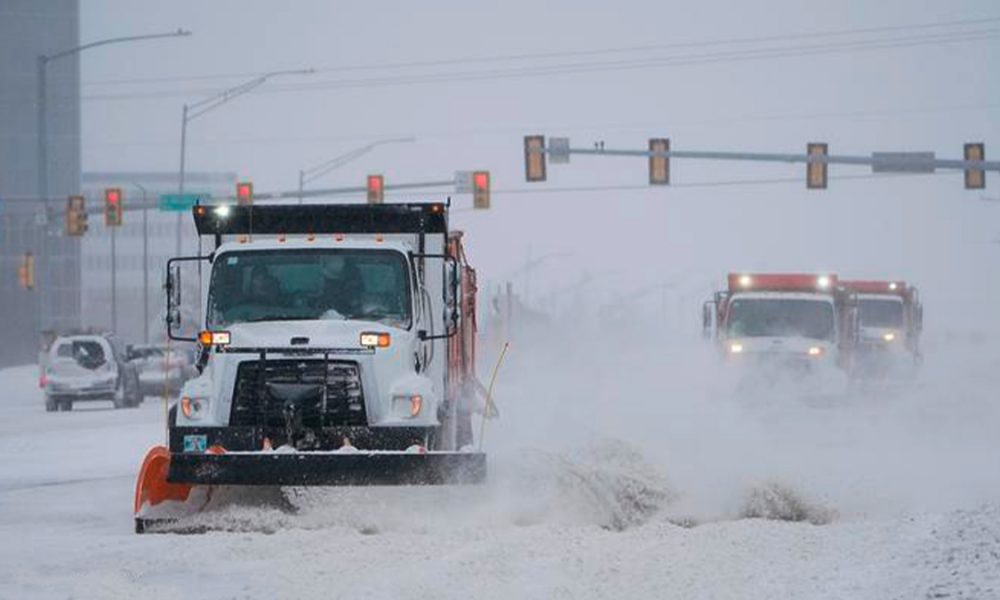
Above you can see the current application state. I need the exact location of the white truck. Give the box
[134,202,486,532]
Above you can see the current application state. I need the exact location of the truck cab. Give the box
[842,280,923,370]
[704,273,858,381]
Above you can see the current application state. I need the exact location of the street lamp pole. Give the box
[35,29,191,334]
[176,68,314,254]
[131,182,150,344]
[297,137,416,204]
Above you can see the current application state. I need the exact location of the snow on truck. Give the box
[134,202,487,532]
[842,280,923,370]
[703,273,859,382]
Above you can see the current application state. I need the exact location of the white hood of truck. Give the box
[224,319,411,348]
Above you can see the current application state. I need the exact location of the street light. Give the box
[130,182,150,344]
[35,28,191,333]
[176,68,314,253]
[297,137,416,203]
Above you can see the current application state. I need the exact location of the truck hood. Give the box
[727,336,835,356]
[224,319,410,349]
[859,326,902,343]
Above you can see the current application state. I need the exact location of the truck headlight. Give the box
[181,396,209,420]
[392,394,422,418]
[360,332,391,348]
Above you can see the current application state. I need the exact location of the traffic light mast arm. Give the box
[525,145,1000,171]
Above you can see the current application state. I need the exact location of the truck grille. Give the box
[230,359,367,428]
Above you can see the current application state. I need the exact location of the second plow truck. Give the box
[842,280,923,377]
[134,202,486,532]
[703,273,859,388]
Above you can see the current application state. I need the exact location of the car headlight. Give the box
[807,346,824,357]
[729,342,744,354]
[883,332,896,342]
[392,394,422,419]
[180,396,209,420]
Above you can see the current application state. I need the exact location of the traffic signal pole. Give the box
[525,136,1000,189]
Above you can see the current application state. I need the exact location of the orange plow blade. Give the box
[133,445,194,533]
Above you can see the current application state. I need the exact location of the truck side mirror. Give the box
[702,301,715,338]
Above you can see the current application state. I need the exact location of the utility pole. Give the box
[35,29,190,335]
[176,68,314,254]
[297,137,415,204]
[131,182,150,344]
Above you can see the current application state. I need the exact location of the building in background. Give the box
[0,1,81,367]
[81,171,237,345]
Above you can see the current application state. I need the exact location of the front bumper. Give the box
[46,383,116,400]
[166,450,487,486]
[170,425,431,454]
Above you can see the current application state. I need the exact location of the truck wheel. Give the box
[45,396,57,412]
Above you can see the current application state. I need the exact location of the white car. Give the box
[41,334,142,411]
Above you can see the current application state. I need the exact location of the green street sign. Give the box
[159,193,205,212]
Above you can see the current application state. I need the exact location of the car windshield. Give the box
[859,298,904,328]
[207,249,412,329]
[727,298,835,340]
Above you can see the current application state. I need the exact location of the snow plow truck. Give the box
[842,280,923,375]
[134,202,486,532]
[703,273,859,385]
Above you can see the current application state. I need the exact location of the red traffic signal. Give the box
[236,181,254,205]
[472,170,491,209]
[104,187,123,227]
[367,174,384,204]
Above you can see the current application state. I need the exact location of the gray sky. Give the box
[79,0,1000,329]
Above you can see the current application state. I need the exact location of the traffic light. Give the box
[65,195,88,236]
[806,142,828,189]
[17,253,34,290]
[524,135,547,182]
[964,143,985,190]
[649,138,670,185]
[236,181,254,205]
[104,187,123,227]
[472,170,491,209]
[367,174,384,204]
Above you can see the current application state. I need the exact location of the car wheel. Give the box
[60,400,73,411]
[126,374,142,408]
[45,395,57,412]
[113,385,125,409]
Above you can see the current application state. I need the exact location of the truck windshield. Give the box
[727,298,835,340]
[859,298,904,328]
[207,249,412,329]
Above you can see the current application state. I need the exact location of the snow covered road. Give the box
[1,330,999,599]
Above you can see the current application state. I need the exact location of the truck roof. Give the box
[727,273,838,294]
[841,280,908,295]
[214,237,414,254]
[193,202,447,237]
